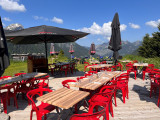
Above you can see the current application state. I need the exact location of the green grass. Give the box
[3,60,27,76]
[123,55,160,68]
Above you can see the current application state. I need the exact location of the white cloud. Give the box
[80,22,127,40]
[120,24,127,31]
[97,38,105,43]
[129,23,140,29]
[0,0,26,12]
[146,19,160,28]
[3,17,11,21]
[51,17,63,24]
[33,16,49,21]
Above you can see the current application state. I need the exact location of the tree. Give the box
[138,24,160,58]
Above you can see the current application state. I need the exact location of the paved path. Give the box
[110,74,160,120]
[5,72,160,120]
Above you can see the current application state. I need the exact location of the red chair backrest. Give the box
[27,88,53,111]
[84,73,92,77]
[62,79,77,89]
[14,73,26,76]
[70,102,106,120]
[148,64,154,69]
[61,64,70,71]
[88,71,98,74]
[0,76,11,79]
[84,62,90,65]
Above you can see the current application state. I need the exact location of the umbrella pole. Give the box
[71,54,72,60]
[44,40,48,72]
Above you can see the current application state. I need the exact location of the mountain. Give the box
[4,23,98,58]
[95,40,142,56]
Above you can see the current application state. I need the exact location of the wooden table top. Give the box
[90,61,100,64]
[37,88,89,109]
[119,60,133,63]
[133,63,148,67]
[87,64,113,69]
[0,72,47,86]
[69,71,121,90]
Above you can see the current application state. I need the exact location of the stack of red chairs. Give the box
[0,76,18,113]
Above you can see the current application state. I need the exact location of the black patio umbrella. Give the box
[0,17,10,76]
[5,25,89,69]
[69,44,74,59]
[108,13,122,65]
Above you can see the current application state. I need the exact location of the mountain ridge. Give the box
[4,23,142,58]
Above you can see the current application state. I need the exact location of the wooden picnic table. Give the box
[133,63,148,74]
[87,64,113,69]
[133,63,148,67]
[119,60,133,63]
[0,72,47,86]
[69,71,121,90]
[37,88,89,109]
[90,60,100,64]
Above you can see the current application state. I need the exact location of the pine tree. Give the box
[138,24,160,58]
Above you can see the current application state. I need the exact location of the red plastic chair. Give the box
[126,62,133,70]
[148,68,160,82]
[34,75,50,89]
[127,64,137,80]
[16,78,35,105]
[60,64,70,77]
[70,63,76,74]
[150,74,160,98]
[88,92,113,120]
[115,75,129,103]
[0,76,18,111]
[99,85,117,107]
[62,79,77,89]
[101,61,107,64]
[132,60,138,63]
[157,86,160,107]
[27,88,57,120]
[116,62,123,71]
[0,83,18,113]
[142,64,154,80]
[84,62,92,72]
[70,102,106,120]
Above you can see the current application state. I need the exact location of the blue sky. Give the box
[0,0,160,47]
